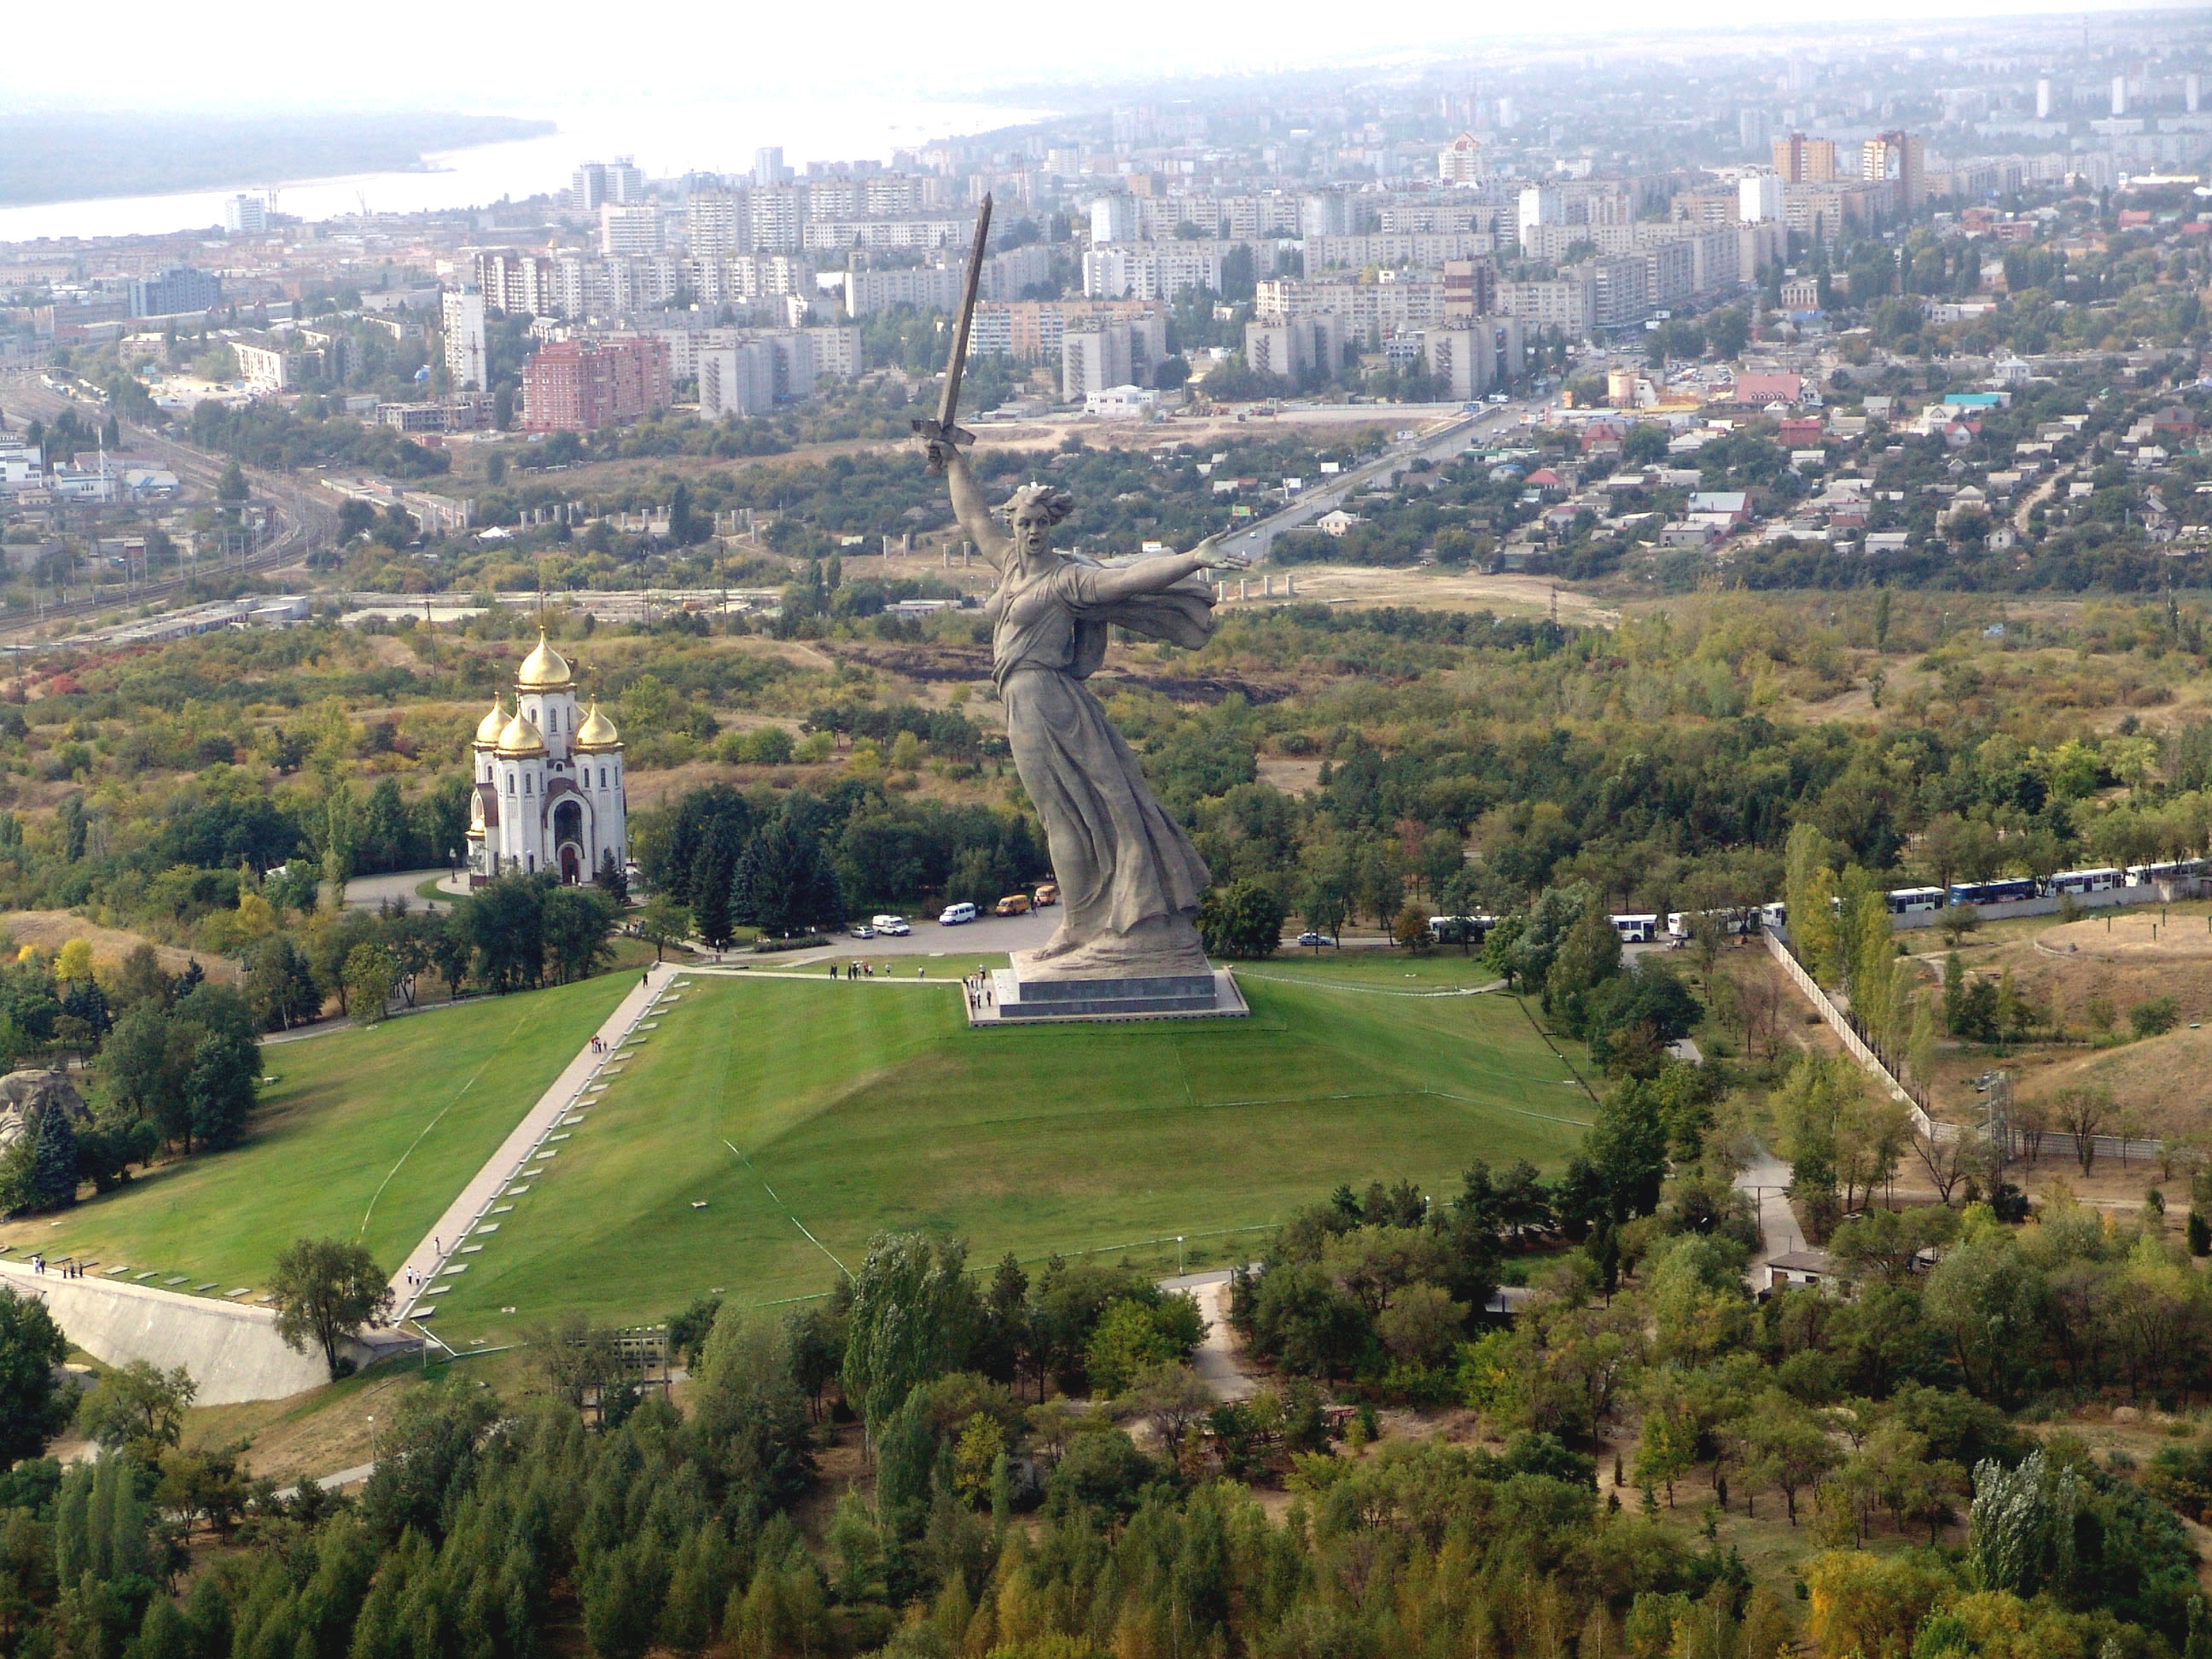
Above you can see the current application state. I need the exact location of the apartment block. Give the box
[520,336,672,433]
[442,288,487,393]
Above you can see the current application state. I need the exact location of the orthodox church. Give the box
[465,631,627,886]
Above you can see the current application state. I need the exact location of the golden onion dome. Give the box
[516,630,573,691]
[473,697,507,746]
[573,700,620,752]
[496,710,547,757]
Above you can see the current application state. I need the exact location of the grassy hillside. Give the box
[421,954,1590,1340]
[0,975,633,1296]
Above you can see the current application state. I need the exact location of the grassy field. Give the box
[0,975,634,1297]
[422,952,1591,1342]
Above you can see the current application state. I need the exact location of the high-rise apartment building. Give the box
[753,148,787,188]
[607,156,645,206]
[1090,195,1137,244]
[2035,77,2053,119]
[520,337,672,433]
[748,188,800,253]
[601,203,662,258]
[1739,172,1783,224]
[128,266,222,317]
[442,288,487,393]
[687,189,741,258]
[224,195,268,236]
[1861,131,1924,218]
[1771,132,1837,183]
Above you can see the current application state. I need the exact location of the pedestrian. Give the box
[917,965,925,979]
[434,1236,442,1256]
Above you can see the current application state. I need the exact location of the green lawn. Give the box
[0,975,633,1296]
[421,963,1591,1342]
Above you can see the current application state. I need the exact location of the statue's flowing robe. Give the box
[987,559,1215,940]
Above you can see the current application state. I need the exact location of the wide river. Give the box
[0,94,1051,244]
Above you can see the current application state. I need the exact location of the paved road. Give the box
[1733,1141,1807,1272]
[1160,1269,1258,1402]
[343,868,456,915]
[692,905,1062,966]
[1220,397,1546,562]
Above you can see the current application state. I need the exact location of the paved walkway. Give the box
[1734,1140,1807,1272]
[389,964,671,1318]
[1159,1268,1259,1402]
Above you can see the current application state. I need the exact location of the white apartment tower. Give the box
[442,288,487,393]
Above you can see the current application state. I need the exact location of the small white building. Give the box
[467,632,629,886]
[1083,384,1159,420]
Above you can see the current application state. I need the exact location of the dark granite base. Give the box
[969,966,1248,1024]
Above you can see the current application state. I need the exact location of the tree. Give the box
[269,1237,393,1378]
[542,885,616,984]
[1122,1363,1215,1466]
[732,806,846,940]
[29,1097,79,1210]
[841,1231,979,1433]
[76,1359,195,1463]
[342,944,397,1024]
[245,936,320,1030]
[1086,1299,1176,1396]
[1938,904,1981,949]
[637,894,692,961]
[2052,1085,2110,1173]
[595,847,630,905]
[0,1286,70,1464]
[216,461,248,504]
[1197,880,1285,959]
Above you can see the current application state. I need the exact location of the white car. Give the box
[872,914,911,936]
[939,902,978,926]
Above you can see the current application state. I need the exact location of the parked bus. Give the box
[2126,859,2210,887]
[1610,913,1660,944]
[1666,908,1755,940]
[1947,877,2039,907]
[2046,866,2122,896]
[1886,887,1947,915]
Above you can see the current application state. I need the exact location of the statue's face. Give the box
[1010,504,1054,561]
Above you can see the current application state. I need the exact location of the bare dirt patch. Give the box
[2042,909,2212,961]
[1257,758,1324,796]
[0,911,237,981]
[1242,566,1619,622]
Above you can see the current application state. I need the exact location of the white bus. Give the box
[1610,913,1660,945]
[1885,887,1947,915]
[2047,866,2122,895]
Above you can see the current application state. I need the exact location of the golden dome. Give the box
[573,700,620,752]
[496,710,547,757]
[473,697,508,746]
[516,630,573,691]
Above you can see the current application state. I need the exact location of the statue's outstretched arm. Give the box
[1083,535,1249,603]
[937,446,1010,568]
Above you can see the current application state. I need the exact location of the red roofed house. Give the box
[1524,467,1567,496]
[2151,407,2199,439]
[1733,371,1807,406]
[1777,416,1825,445]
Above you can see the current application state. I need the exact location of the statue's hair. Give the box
[1004,481,1074,526]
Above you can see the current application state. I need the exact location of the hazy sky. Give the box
[3,0,2197,112]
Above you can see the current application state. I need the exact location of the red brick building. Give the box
[520,337,672,434]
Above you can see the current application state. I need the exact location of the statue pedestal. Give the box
[969,963,1248,1025]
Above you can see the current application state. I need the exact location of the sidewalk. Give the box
[389,965,670,1318]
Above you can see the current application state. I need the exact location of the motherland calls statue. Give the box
[932,440,1249,985]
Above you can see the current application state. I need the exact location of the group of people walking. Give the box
[25,1254,86,1278]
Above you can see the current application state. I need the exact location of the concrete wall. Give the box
[0,1260,401,1405]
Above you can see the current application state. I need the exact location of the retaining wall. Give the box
[0,1260,405,1405]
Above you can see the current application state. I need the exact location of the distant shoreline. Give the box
[0,112,558,209]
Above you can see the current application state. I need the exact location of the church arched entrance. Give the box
[553,800,585,884]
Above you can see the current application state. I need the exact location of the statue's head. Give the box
[1005,482,1074,562]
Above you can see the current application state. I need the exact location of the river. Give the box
[0,94,1052,244]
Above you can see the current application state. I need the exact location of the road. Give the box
[1220,396,1546,562]
[685,905,1062,966]
[0,369,332,641]
[342,868,457,915]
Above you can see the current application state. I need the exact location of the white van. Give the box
[938,902,979,926]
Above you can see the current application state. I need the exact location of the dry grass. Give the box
[0,910,239,982]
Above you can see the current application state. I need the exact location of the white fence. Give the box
[1761,926,1936,1136]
